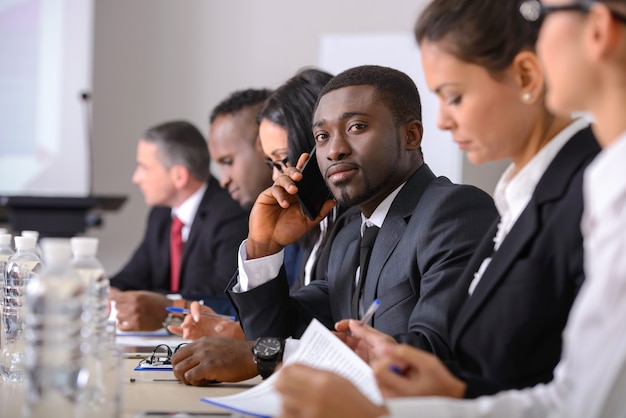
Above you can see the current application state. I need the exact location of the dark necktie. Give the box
[351,225,380,318]
[170,216,184,293]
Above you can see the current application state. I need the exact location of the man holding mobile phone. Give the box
[230,65,496,342]
[171,66,496,385]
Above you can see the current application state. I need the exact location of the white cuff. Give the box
[234,239,284,292]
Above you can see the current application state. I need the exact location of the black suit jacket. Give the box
[445,127,600,397]
[228,164,497,358]
[111,176,249,315]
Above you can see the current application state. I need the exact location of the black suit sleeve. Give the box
[110,207,168,292]
[227,207,359,339]
[395,184,497,361]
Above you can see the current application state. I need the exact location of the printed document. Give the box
[201,319,383,417]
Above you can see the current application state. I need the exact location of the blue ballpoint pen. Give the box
[359,299,380,325]
[165,307,236,322]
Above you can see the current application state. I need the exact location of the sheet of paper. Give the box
[201,319,382,417]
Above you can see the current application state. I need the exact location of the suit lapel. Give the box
[179,178,216,280]
[337,236,361,320]
[451,127,599,342]
[362,165,437,306]
[452,205,539,340]
[330,218,361,320]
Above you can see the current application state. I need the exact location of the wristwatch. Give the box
[251,337,285,379]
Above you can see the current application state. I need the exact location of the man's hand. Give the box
[275,364,389,418]
[246,153,335,259]
[110,290,170,331]
[372,344,467,399]
[167,301,245,340]
[171,337,258,385]
[334,319,397,363]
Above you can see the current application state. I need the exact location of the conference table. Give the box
[0,333,261,418]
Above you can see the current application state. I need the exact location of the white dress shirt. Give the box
[166,183,207,299]
[385,130,626,418]
[171,183,207,242]
[468,119,587,295]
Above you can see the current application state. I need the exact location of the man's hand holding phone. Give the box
[246,150,335,260]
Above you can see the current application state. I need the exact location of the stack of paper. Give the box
[201,319,383,417]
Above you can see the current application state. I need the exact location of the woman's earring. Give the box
[522,92,533,102]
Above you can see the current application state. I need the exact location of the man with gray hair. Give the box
[109,120,248,331]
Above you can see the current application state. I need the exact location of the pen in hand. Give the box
[359,299,380,326]
[165,307,237,322]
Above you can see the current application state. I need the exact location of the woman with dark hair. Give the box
[323,0,600,397]
[258,67,339,289]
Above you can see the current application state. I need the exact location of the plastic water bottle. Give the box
[23,238,85,418]
[0,234,14,349]
[70,237,109,340]
[0,233,15,293]
[70,237,111,414]
[0,234,15,303]
[21,230,43,259]
[1,235,41,383]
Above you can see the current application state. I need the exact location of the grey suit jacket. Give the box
[227,164,497,358]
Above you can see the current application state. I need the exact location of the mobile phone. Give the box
[295,147,331,220]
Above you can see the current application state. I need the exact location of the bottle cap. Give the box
[0,234,11,247]
[15,236,37,250]
[70,237,99,256]
[21,230,39,240]
[40,238,72,264]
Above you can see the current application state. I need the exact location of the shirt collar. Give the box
[494,118,589,220]
[171,183,207,227]
[360,181,406,236]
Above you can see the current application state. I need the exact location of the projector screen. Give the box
[0,0,93,196]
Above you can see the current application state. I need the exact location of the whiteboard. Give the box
[0,0,94,196]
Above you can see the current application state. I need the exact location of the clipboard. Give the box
[134,355,173,371]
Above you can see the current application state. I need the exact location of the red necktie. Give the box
[170,216,184,293]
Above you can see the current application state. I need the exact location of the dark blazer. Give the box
[445,127,600,397]
[227,164,497,358]
[111,176,249,315]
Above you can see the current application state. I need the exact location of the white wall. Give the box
[89,0,506,274]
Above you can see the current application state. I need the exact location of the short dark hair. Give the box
[259,68,333,165]
[315,65,422,125]
[414,0,540,74]
[142,121,210,181]
[209,88,272,124]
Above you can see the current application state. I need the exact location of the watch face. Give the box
[254,337,282,359]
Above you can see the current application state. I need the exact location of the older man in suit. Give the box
[109,121,248,331]
[170,66,497,385]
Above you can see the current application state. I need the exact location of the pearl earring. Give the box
[522,92,532,102]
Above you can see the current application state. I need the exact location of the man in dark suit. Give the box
[109,121,248,331]
[229,65,496,344]
[170,65,497,385]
